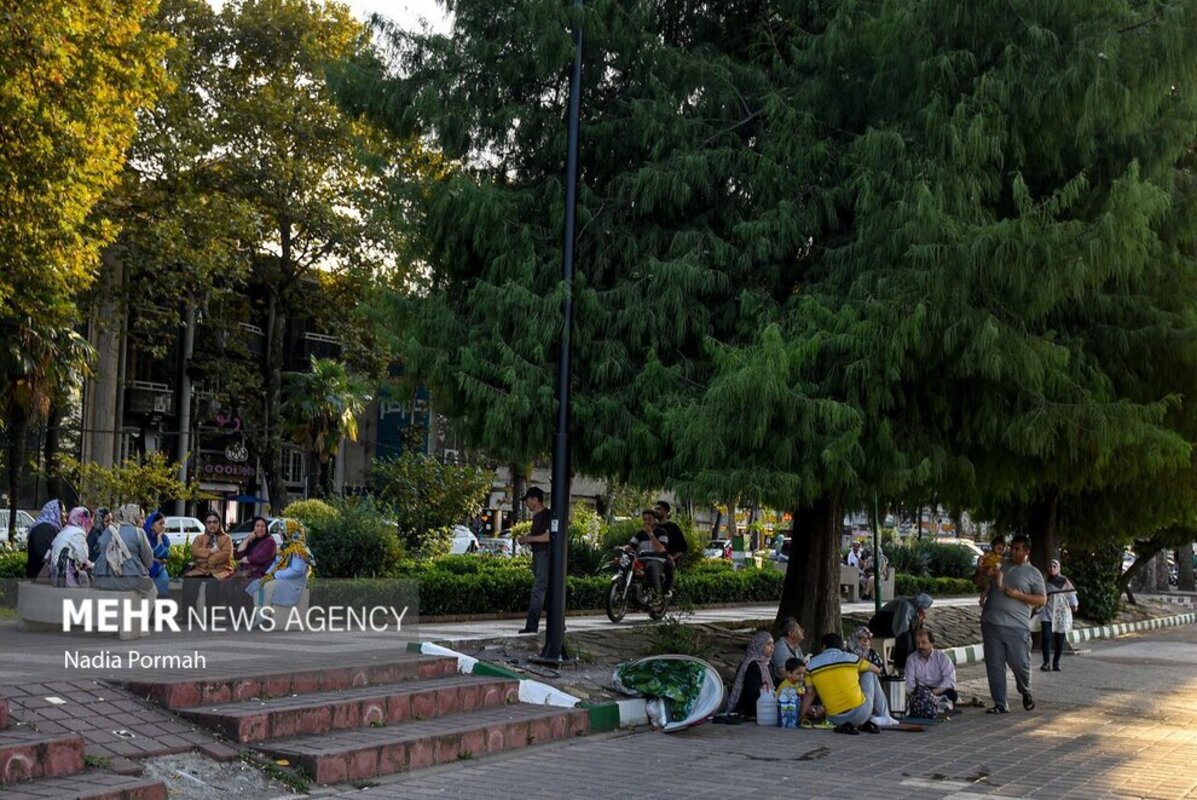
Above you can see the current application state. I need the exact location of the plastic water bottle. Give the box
[778,687,799,728]
[756,692,778,726]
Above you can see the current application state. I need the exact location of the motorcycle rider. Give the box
[626,509,670,596]
[653,501,688,596]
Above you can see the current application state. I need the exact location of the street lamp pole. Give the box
[540,0,584,664]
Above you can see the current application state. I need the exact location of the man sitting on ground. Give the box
[904,629,957,717]
[800,633,899,735]
[771,617,807,682]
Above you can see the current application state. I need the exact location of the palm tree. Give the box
[1,318,93,542]
[282,356,372,498]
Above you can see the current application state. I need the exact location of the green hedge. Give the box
[894,574,975,597]
[0,551,26,578]
[401,561,784,616]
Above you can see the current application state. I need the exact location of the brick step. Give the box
[124,655,460,709]
[259,703,590,785]
[0,770,166,799]
[0,729,85,784]
[180,674,520,743]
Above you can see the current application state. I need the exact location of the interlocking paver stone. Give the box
[325,623,1197,800]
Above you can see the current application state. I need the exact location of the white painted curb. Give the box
[942,611,1197,665]
[416,641,582,708]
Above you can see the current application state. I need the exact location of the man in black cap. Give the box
[516,487,550,634]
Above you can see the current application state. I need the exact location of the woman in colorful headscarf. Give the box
[218,516,277,615]
[25,499,63,579]
[247,519,314,626]
[727,630,776,718]
[93,504,156,598]
[848,626,888,676]
[143,511,172,597]
[1040,559,1079,672]
[48,506,93,587]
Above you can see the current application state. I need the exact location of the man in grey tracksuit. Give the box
[981,534,1047,713]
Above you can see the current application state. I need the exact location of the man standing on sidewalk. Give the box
[516,488,550,634]
[981,534,1047,713]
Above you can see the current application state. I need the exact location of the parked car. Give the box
[934,537,985,559]
[0,509,35,546]
[451,524,479,555]
[228,517,291,547]
[477,537,527,557]
[162,516,205,548]
[704,538,732,560]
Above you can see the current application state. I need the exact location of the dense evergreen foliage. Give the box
[335,0,1197,636]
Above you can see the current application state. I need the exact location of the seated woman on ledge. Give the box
[47,506,94,587]
[183,512,234,614]
[247,519,314,626]
[93,504,156,598]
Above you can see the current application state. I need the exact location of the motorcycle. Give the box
[606,548,671,623]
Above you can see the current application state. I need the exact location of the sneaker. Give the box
[985,705,1009,714]
[1022,692,1035,711]
[859,721,881,734]
[834,722,860,735]
[1052,666,1061,672]
[517,627,537,634]
[1040,664,1051,672]
[871,715,902,728]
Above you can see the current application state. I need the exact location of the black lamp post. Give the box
[539,0,584,665]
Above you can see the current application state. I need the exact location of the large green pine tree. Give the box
[330,0,803,487]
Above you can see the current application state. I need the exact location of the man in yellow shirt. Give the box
[800,633,898,734]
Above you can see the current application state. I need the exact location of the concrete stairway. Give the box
[0,695,166,800]
[127,654,590,786]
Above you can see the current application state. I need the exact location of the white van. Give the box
[163,516,205,548]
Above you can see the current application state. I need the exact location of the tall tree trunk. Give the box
[1027,490,1058,573]
[263,286,288,512]
[775,492,843,640]
[510,465,526,523]
[709,509,722,540]
[307,444,321,499]
[43,396,65,501]
[5,406,30,544]
[1179,542,1195,591]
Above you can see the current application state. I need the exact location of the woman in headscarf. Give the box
[727,630,776,718]
[87,507,111,563]
[143,511,172,598]
[25,499,63,579]
[247,519,313,627]
[183,511,234,615]
[223,516,277,615]
[48,507,93,587]
[1040,559,1079,672]
[93,504,156,598]
[848,626,888,676]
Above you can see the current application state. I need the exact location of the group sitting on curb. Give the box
[21,498,312,631]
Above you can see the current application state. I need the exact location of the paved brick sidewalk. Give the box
[1,680,220,759]
[333,624,1197,800]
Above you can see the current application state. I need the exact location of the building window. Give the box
[282,447,305,485]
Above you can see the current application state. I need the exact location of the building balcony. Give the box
[125,380,175,417]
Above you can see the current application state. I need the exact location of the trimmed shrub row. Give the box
[894,574,975,597]
[406,564,785,616]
